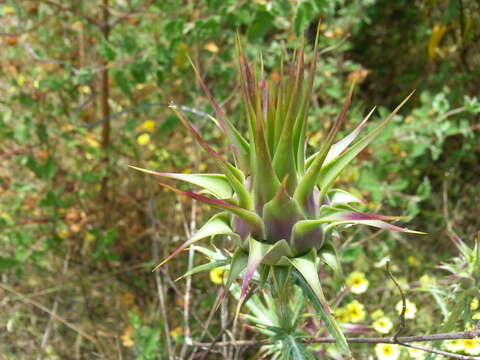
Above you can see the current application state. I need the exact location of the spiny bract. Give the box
[131,33,422,356]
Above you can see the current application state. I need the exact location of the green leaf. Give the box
[319,242,344,282]
[176,260,228,281]
[294,86,354,211]
[131,60,150,84]
[317,91,414,202]
[247,10,274,42]
[114,71,133,97]
[171,106,253,210]
[287,335,315,360]
[0,257,18,270]
[159,114,179,134]
[152,213,236,270]
[98,38,116,62]
[294,2,315,36]
[263,177,302,245]
[225,249,249,291]
[129,167,234,199]
[41,158,57,180]
[240,238,273,299]
[288,251,351,357]
[189,58,251,173]
[340,246,362,263]
[14,123,30,142]
[294,206,424,235]
[328,189,364,206]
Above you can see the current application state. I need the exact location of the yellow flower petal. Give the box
[371,310,384,320]
[463,339,480,356]
[2,6,16,15]
[335,307,350,323]
[138,120,155,133]
[137,133,150,146]
[443,339,465,353]
[395,299,417,319]
[372,317,393,334]
[470,298,479,311]
[346,271,369,294]
[204,42,219,53]
[209,267,225,285]
[169,326,184,339]
[375,343,400,360]
[346,300,366,323]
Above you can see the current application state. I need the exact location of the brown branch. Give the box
[189,329,480,347]
[100,0,110,224]
[385,260,406,340]
[149,199,174,360]
[198,287,259,360]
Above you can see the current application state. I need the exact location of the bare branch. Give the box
[149,198,173,360]
[189,328,480,349]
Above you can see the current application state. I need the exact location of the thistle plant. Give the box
[437,234,480,331]
[131,33,422,358]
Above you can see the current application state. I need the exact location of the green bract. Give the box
[131,33,423,357]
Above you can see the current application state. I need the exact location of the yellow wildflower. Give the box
[335,307,350,323]
[209,267,225,285]
[148,161,159,169]
[472,311,480,320]
[138,120,156,133]
[84,134,100,148]
[372,317,393,334]
[57,229,70,239]
[17,75,26,85]
[419,274,435,287]
[395,299,417,319]
[72,21,83,31]
[137,133,150,146]
[371,310,385,320]
[120,326,135,347]
[85,232,95,242]
[2,6,16,15]
[346,271,369,294]
[463,339,480,356]
[204,42,219,53]
[407,256,420,267]
[470,298,479,311]
[443,339,465,353]
[346,300,366,323]
[169,326,183,339]
[80,85,90,94]
[0,212,14,226]
[375,343,400,360]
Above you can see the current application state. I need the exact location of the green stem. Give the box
[272,266,293,332]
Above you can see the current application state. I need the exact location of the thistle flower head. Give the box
[131,32,422,357]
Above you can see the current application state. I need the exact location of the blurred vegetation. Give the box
[0,0,479,359]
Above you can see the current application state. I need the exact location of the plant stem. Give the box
[100,0,110,225]
[193,329,480,345]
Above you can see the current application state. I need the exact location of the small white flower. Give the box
[463,339,480,356]
[372,317,393,334]
[395,299,417,319]
[443,339,465,353]
[346,271,369,294]
[375,343,400,360]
